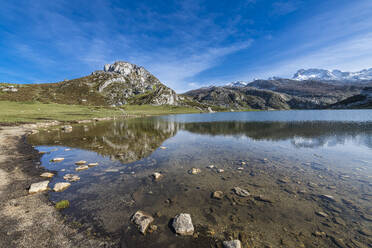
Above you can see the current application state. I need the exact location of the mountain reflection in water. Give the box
[27,110,372,248]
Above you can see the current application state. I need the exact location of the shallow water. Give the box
[28,110,372,247]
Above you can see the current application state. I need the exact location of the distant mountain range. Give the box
[293,68,372,82]
[1,62,371,110]
[225,68,372,87]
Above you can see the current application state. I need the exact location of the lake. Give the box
[28,110,372,248]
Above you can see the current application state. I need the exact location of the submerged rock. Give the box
[223,240,242,248]
[63,174,80,182]
[152,172,163,181]
[212,191,223,199]
[29,181,50,194]
[53,182,71,192]
[40,172,54,178]
[172,213,194,235]
[320,194,335,201]
[233,187,250,197]
[131,210,154,234]
[189,168,201,175]
[315,211,328,218]
[75,165,89,171]
[75,160,87,165]
[51,157,64,162]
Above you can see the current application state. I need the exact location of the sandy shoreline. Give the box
[0,123,117,248]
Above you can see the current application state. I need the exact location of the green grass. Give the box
[122,104,202,115]
[0,101,124,124]
[0,101,202,124]
[55,200,70,210]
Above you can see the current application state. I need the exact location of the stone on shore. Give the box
[172,213,194,235]
[217,169,224,173]
[29,181,49,194]
[63,174,80,182]
[75,165,89,171]
[53,182,71,192]
[212,191,223,199]
[51,157,64,162]
[131,210,154,234]
[75,160,87,165]
[233,187,250,197]
[223,240,242,248]
[40,172,54,178]
[189,168,201,175]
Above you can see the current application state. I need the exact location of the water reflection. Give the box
[27,111,372,248]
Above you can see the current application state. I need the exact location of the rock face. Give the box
[172,213,194,235]
[29,181,49,194]
[96,61,178,106]
[223,240,242,248]
[131,210,154,234]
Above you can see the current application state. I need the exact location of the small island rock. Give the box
[53,182,71,192]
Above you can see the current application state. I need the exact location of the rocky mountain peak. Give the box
[104,61,147,77]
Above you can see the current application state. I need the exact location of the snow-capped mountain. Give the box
[293,68,372,81]
[226,81,250,87]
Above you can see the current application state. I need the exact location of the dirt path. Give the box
[0,124,117,248]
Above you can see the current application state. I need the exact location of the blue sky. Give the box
[1,0,372,92]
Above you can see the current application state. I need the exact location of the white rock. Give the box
[75,165,89,171]
[29,181,49,194]
[172,213,194,235]
[75,160,87,165]
[53,182,71,192]
[152,172,163,180]
[223,240,242,248]
[63,174,80,182]
[131,210,154,234]
[51,157,64,162]
[189,168,201,175]
[40,172,54,178]
[88,162,99,167]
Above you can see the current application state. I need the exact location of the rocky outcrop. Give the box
[94,61,178,106]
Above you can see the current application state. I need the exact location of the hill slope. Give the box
[184,79,369,110]
[0,61,178,107]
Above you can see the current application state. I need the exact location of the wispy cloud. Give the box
[271,1,301,16]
